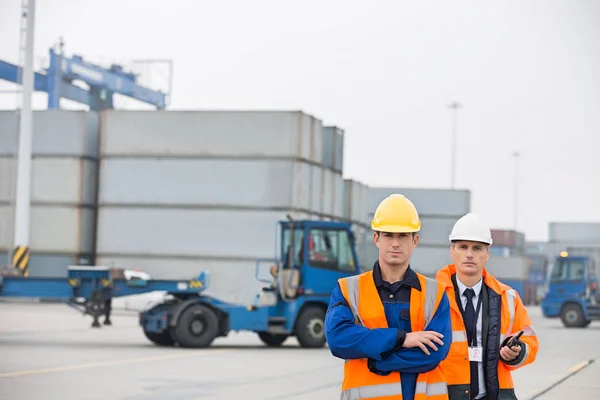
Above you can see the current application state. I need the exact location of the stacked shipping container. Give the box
[94,110,345,304]
[0,110,99,276]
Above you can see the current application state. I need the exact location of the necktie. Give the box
[463,288,479,399]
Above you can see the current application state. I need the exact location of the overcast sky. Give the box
[1,0,599,242]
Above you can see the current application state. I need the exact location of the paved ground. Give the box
[0,302,598,400]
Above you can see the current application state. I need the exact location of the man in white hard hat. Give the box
[435,213,538,400]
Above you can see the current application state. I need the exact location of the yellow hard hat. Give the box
[371,194,421,233]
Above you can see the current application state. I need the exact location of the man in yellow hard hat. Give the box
[325,194,452,400]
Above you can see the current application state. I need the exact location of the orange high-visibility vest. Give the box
[338,270,449,400]
[436,264,539,400]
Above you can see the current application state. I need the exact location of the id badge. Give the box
[468,346,483,362]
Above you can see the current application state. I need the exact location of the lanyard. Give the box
[457,290,483,347]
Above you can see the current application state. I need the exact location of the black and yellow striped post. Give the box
[12,246,30,277]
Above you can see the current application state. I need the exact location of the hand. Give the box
[402,331,444,355]
[500,344,521,362]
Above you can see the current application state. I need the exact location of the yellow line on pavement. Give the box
[526,359,595,400]
[0,349,230,379]
[566,359,592,374]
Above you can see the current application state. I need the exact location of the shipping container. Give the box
[98,157,345,218]
[322,126,344,173]
[0,157,97,205]
[343,180,369,226]
[96,207,314,258]
[319,169,344,218]
[309,164,323,214]
[549,222,600,243]
[484,255,529,280]
[351,224,377,271]
[491,229,525,250]
[367,187,470,218]
[410,246,452,277]
[100,110,324,164]
[99,157,312,209]
[418,217,458,246]
[0,110,99,157]
[0,204,96,254]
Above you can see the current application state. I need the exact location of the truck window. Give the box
[550,260,585,283]
[281,227,304,268]
[308,229,356,272]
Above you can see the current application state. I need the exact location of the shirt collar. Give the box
[372,261,422,291]
[456,276,483,298]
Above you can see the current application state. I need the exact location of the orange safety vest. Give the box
[435,264,538,400]
[338,270,449,400]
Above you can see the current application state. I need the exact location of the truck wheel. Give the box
[295,307,326,348]
[144,330,175,346]
[560,303,590,328]
[258,332,289,347]
[172,304,219,348]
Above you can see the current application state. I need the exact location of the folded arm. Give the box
[324,283,400,361]
[373,291,453,373]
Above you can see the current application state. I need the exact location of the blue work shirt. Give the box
[325,262,452,400]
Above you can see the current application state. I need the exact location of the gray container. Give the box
[322,126,344,173]
[410,246,452,277]
[484,255,529,280]
[0,110,99,157]
[0,204,95,254]
[549,222,600,243]
[344,179,369,226]
[320,169,344,218]
[351,224,376,271]
[491,229,526,250]
[418,216,459,246]
[100,110,324,164]
[96,207,314,258]
[99,157,317,211]
[367,187,471,218]
[0,157,97,205]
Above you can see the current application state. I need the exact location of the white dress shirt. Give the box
[456,277,486,400]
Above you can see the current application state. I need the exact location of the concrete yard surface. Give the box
[1,302,599,400]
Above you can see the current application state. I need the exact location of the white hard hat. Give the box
[449,213,493,245]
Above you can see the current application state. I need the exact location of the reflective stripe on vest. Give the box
[452,330,467,343]
[341,381,449,400]
[416,381,449,396]
[344,275,440,328]
[341,382,403,400]
[499,290,541,346]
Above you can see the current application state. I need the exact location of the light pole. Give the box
[12,0,36,277]
[448,101,462,189]
[512,151,520,231]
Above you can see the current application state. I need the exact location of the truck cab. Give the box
[275,218,360,299]
[541,253,600,327]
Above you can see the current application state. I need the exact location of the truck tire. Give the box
[172,304,220,348]
[295,306,326,348]
[258,332,289,347]
[144,330,175,346]
[560,303,590,328]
